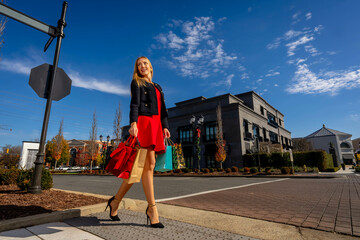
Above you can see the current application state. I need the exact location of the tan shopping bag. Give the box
[128,148,147,184]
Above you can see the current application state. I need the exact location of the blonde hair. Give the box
[132,56,153,86]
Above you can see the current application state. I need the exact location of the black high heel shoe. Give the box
[146,204,164,228]
[105,196,120,221]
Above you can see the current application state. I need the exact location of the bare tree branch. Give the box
[89,109,98,170]
[113,102,122,147]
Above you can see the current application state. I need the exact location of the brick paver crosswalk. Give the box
[162,175,360,237]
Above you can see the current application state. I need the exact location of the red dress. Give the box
[137,86,165,154]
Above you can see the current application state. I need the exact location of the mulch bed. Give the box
[0,185,107,221]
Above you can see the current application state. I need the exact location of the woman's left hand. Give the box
[163,128,171,139]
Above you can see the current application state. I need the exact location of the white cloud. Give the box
[241,72,249,79]
[291,11,301,25]
[306,12,312,20]
[267,25,323,57]
[0,56,129,96]
[154,17,237,80]
[238,65,246,71]
[287,64,360,95]
[211,74,234,88]
[305,45,321,56]
[265,70,280,77]
[68,71,129,96]
[0,59,33,75]
[286,35,314,56]
[267,37,281,50]
[248,7,252,13]
[274,84,279,87]
[350,114,360,122]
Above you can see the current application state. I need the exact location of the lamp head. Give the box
[198,115,204,125]
[190,115,196,125]
[99,135,103,142]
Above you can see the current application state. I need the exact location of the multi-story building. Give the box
[304,125,355,165]
[122,91,292,169]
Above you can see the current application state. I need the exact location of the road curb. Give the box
[0,189,136,233]
[153,174,343,178]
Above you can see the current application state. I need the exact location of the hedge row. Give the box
[243,152,291,169]
[243,151,332,171]
[0,168,53,190]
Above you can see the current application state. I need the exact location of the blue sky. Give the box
[1,0,360,147]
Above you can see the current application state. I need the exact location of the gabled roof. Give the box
[305,125,351,138]
[68,139,87,146]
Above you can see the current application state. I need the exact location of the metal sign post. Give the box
[0,1,69,194]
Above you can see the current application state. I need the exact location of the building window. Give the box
[243,119,249,133]
[205,123,217,141]
[267,113,278,128]
[279,119,282,126]
[260,106,264,115]
[263,128,267,140]
[340,142,351,149]
[179,127,193,143]
[253,124,259,138]
[269,131,278,143]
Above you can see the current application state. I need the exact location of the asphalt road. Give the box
[52,175,281,201]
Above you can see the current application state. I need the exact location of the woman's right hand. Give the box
[129,122,138,137]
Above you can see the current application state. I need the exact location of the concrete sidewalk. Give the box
[1,173,359,240]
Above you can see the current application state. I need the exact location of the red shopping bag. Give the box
[106,136,138,179]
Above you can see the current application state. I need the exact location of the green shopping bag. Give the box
[155,138,173,172]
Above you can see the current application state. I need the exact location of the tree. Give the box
[215,104,226,168]
[60,138,70,165]
[53,118,64,169]
[0,144,21,168]
[113,102,122,147]
[44,140,55,166]
[292,138,313,152]
[0,0,7,53]
[88,110,98,171]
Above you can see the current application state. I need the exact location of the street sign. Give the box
[0,3,56,36]
[29,63,72,101]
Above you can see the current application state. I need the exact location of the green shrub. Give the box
[265,167,271,174]
[201,168,210,173]
[259,153,271,167]
[355,166,360,172]
[0,168,19,185]
[182,168,190,173]
[244,167,250,173]
[231,166,239,172]
[194,168,199,173]
[281,167,290,174]
[243,154,255,167]
[217,168,224,172]
[209,168,215,173]
[293,166,301,172]
[271,153,289,168]
[17,169,33,190]
[250,167,258,173]
[225,168,232,173]
[16,168,53,191]
[293,151,328,171]
[173,169,182,173]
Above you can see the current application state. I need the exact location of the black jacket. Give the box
[129,80,169,129]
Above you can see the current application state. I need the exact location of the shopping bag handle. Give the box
[125,136,140,148]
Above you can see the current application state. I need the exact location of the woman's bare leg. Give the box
[141,149,160,223]
[110,178,134,216]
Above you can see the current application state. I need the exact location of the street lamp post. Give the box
[99,134,108,170]
[190,115,204,170]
